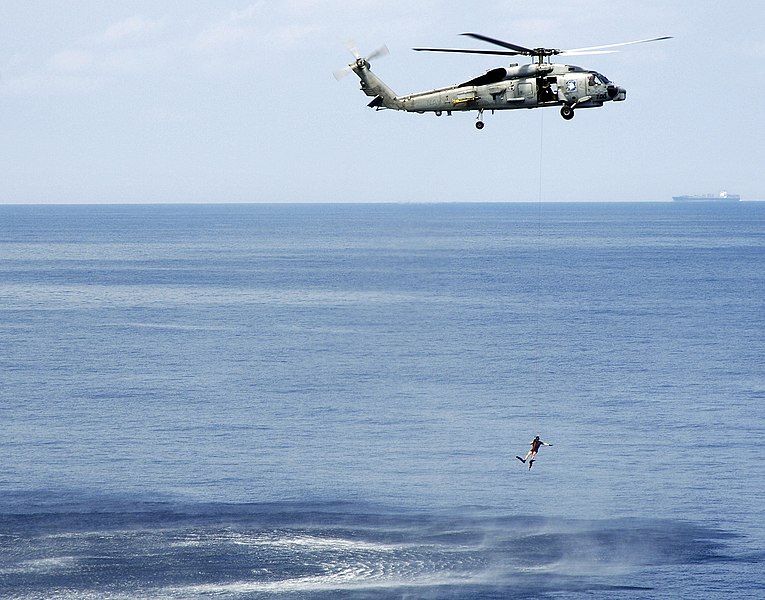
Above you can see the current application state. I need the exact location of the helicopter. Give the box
[335,33,671,129]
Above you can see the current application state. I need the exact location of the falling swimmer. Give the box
[516,435,553,470]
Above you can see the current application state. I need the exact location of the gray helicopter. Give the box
[335,33,671,129]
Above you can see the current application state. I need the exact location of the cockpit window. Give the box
[587,73,609,86]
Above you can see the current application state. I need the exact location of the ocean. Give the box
[1,202,763,598]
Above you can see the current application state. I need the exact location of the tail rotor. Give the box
[334,42,389,80]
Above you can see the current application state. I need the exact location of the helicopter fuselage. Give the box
[339,33,668,127]
[354,60,626,125]
[400,64,624,113]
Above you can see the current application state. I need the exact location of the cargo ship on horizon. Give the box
[672,191,740,202]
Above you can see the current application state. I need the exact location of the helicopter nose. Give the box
[608,85,627,101]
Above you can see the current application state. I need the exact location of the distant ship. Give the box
[672,191,741,203]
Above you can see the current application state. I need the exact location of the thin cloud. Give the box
[194,3,319,53]
[99,16,161,45]
[195,2,265,51]
[229,3,263,22]
[49,49,93,73]
[195,21,252,51]
[2,3,332,97]
[271,23,320,47]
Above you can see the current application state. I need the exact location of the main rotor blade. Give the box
[413,47,522,56]
[460,33,535,54]
[558,50,619,57]
[563,36,672,54]
[413,33,671,59]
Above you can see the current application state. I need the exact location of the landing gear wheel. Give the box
[560,105,575,120]
[475,121,485,130]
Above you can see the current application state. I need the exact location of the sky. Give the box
[1,0,763,203]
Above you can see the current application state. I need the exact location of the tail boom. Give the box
[352,62,402,110]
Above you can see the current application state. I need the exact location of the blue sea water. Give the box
[0,202,763,598]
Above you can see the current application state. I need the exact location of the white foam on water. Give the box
[0,555,78,575]
[167,569,477,596]
[247,532,405,553]
[172,529,409,553]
